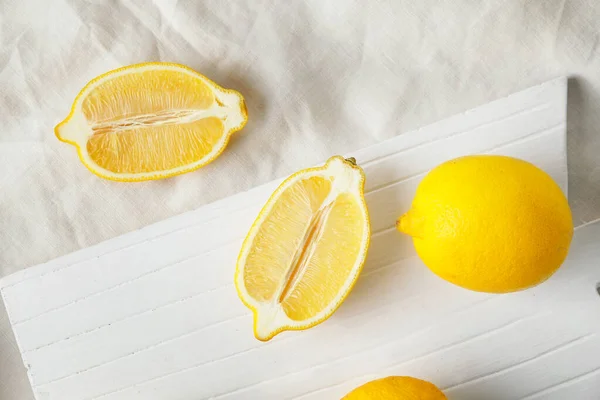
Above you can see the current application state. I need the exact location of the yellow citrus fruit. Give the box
[398,155,573,293]
[235,156,370,341]
[343,376,447,400]
[55,62,247,181]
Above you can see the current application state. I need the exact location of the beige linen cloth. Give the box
[1,1,599,398]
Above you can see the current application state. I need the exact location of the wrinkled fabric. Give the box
[1,0,599,398]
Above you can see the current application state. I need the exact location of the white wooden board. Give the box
[2,77,599,400]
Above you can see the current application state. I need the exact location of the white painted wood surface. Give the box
[2,77,599,400]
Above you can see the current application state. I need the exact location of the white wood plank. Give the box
[3,78,597,400]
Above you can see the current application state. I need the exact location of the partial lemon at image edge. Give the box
[342,376,447,400]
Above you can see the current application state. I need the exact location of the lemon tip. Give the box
[54,120,66,141]
[240,98,248,121]
[396,213,410,234]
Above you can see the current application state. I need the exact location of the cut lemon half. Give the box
[235,156,370,341]
[55,62,247,181]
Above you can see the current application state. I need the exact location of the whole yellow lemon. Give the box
[398,155,573,293]
[342,376,447,400]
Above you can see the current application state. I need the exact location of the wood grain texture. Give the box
[3,78,599,400]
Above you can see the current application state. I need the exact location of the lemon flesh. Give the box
[398,155,573,293]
